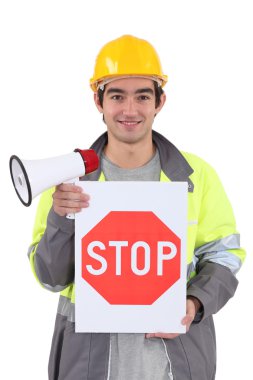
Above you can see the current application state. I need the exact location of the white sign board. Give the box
[75,181,187,333]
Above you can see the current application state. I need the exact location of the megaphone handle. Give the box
[64,178,78,220]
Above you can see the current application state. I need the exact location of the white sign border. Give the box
[75,181,188,333]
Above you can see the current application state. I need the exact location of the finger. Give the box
[181,315,193,325]
[56,183,84,193]
[145,332,180,339]
[53,197,90,216]
[53,191,90,202]
[53,198,90,209]
[181,315,194,332]
[145,333,156,338]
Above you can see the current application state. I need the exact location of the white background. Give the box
[1,0,252,379]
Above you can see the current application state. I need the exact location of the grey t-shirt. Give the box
[101,149,161,182]
[101,150,170,380]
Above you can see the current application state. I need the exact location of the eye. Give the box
[138,95,150,101]
[111,95,123,101]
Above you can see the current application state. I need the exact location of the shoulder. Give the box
[181,151,219,179]
[181,151,214,171]
[180,152,225,196]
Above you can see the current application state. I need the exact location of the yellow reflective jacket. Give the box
[28,131,245,311]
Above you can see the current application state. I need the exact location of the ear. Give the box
[155,92,166,115]
[94,92,103,113]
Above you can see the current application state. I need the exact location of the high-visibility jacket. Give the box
[28,131,245,380]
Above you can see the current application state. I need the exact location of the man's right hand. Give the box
[52,183,90,217]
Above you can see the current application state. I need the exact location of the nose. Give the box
[122,98,138,117]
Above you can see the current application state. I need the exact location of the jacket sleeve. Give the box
[186,159,246,321]
[187,261,238,321]
[28,188,75,292]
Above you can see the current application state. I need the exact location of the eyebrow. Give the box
[106,87,154,95]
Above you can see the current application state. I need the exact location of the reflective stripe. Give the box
[195,234,240,255]
[27,244,37,259]
[43,283,67,293]
[193,234,242,274]
[195,250,242,274]
[57,295,75,322]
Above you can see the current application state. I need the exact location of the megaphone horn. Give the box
[9,149,99,207]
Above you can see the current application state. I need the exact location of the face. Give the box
[94,77,166,146]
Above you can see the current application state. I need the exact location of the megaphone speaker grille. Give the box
[9,155,32,207]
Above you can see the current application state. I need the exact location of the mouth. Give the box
[118,120,142,127]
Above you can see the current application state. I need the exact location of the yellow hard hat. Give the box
[90,35,168,92]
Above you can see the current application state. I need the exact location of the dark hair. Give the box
[97,80,164,109]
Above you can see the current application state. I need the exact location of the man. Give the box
[29,35,245,380]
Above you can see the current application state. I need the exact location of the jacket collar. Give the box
[81,130,194,192]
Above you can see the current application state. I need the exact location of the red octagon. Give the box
[82,211,181,305]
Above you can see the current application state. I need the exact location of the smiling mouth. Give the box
[118,120,142,126]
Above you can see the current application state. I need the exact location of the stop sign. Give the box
[82,211,181,305]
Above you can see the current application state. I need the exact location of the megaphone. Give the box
[9,149,99,207]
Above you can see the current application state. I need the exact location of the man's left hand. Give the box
[145,296,202,340]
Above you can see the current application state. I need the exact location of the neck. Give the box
[104,134,155,169]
